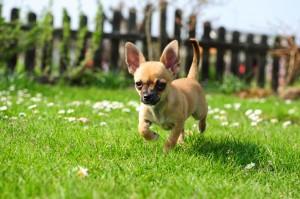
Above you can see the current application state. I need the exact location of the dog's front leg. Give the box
[138,119,159,141]
[164,122,184,153]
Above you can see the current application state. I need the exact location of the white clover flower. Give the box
[100,121,107,126]
[19,112,26,117]
[84,126,89,130]
[270,118,278,123]
[67,109,75,114]
[1,96,7,102]
[219,115,227,121]
[245,109,253,116]
[213,108,220,113]
[58,110,65,114]
[254,109,262,115]
[249,113,259,121]
[234,103,241,110]
[282,121,292,128]
[28,104,37,110]
[66,117,76,122]
[219,110,226,115]
[221,121,229,126]
[285,100,292,105]
[224,104,232,109]
[6,101,12,106]
[251,122,258,126]
[0,106,7,111]
[9,85,16,91]
[30,97,42,102]
[47,102,54,107]
[245,162,255,170]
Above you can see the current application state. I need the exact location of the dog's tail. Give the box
[187,38,201,79]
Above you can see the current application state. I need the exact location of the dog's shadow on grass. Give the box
[186,136,268,167]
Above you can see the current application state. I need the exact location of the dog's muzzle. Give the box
[141,93,160,105]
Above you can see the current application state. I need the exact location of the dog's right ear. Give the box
[125,42,146,75]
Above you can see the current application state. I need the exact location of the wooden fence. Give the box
[0,3,284,91]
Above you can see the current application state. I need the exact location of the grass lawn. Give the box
[0,82,299,198]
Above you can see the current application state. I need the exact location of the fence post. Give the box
[201,21,211,82]
[92,3,104,70]
[41,13,54,77]
[141,4,153,60]
[257,35,268,88]
[76,14,88,66]
[185,14,196,75]
[0,4,3,20]
[272,36,281,93]
[24,12,37,75]
[7,8,20,74]
[110,7,124,71]
[230,31,240,76]
[245,33,256,83]
[59,9,71,75]
[174,9,182,43]
[159,0,168,54]
[216,27,226,82]
[128,8,137,34]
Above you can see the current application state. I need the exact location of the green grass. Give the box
[0,82,299,199]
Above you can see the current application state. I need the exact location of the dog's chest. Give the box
[148,107,174,130]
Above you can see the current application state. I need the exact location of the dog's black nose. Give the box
[141,93,160,105]
[143,93,153,102]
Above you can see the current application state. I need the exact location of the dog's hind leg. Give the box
[199,115,207,133]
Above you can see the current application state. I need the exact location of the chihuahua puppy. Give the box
[125,38,208,152]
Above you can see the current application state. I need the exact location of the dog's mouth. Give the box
[141,93,160,106]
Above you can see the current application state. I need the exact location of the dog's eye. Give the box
[135,81,143,90]
[155,81,166,91]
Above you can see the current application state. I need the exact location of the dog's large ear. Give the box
[125,42,146,75]
[160,40,180,75]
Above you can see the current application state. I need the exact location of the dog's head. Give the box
[125,40,180,106]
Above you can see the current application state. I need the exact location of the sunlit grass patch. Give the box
[0,83,299,198]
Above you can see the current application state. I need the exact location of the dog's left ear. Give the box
[125,42,146,75]
[160,40,180,75]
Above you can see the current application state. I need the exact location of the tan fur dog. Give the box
[125,38,208,152]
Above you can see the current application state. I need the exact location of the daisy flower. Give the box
[245,162,255,170]
[0,106,7,111]
[77,166,88,178]
[282,121,292,128]
[28,104,37,110]
[72,166,88,178]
